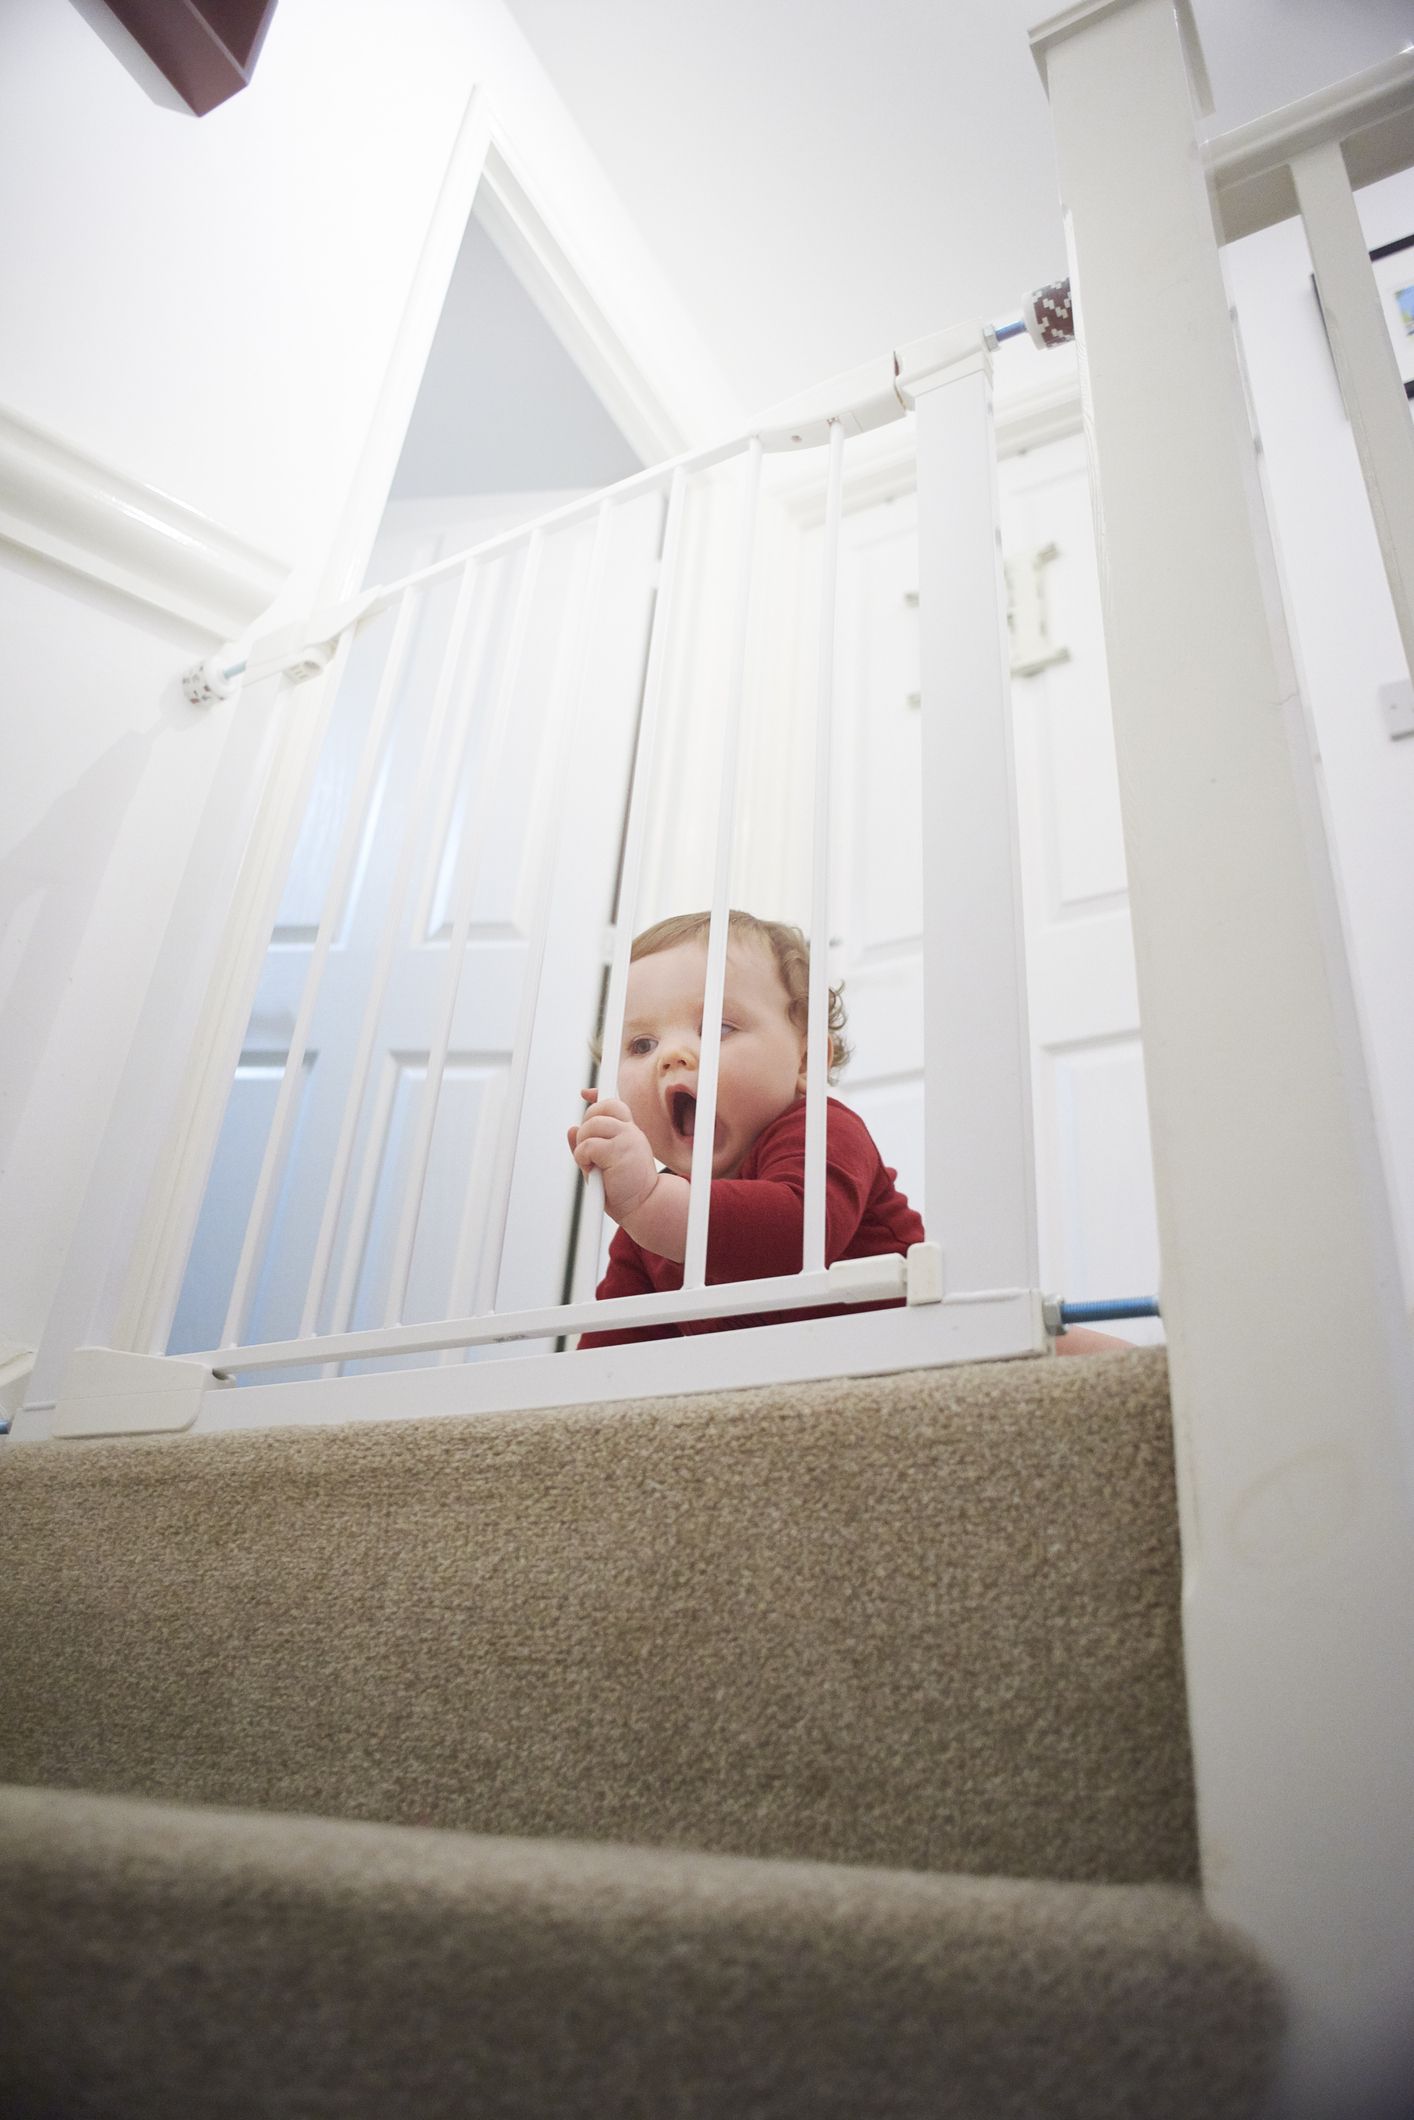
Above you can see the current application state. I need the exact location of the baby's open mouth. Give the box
[669,1087,697,1141]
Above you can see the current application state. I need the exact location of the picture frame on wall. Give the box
[1368,233,1414,400]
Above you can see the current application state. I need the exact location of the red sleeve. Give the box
[576,1226,679,1349]
[702,1099,873,1283]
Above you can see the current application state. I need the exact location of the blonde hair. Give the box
[592,909,851,1081]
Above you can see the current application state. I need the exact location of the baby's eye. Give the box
[626,1035,655,1057]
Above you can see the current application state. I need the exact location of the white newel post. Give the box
[895,329,1040,1305]
[1031,4,1414,2115]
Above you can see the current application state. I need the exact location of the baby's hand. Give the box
[567,1090,660,1225]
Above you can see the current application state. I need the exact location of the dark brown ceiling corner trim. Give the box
[96,1,281,117]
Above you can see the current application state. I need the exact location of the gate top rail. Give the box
[182,303,1080,707]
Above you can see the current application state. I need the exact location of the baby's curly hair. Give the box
[593,909,851,1081]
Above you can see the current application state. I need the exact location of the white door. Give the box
[827,435,1164,1335]
[169,495,661,1375]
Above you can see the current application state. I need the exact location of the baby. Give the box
[568,909,1130,1352]
[568,909,919,1345]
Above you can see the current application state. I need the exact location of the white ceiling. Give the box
[500,0,1414,415]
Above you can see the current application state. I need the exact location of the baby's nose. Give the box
[658,1038,698,1071]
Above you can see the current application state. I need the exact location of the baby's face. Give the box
[616,938,808,1178]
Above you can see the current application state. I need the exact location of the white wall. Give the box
[0,0,734,1364]
[1223,167,1414,1294]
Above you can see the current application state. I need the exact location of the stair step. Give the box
[2,1348,1194,1886]
[0,1782,1280,2120]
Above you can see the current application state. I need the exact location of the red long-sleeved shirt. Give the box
[577,1094,925,1347]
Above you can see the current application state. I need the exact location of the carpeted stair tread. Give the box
[0,1781,1280,2120]
[0,1347,1196,1886]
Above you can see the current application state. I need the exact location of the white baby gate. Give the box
[124,313,1053,1430]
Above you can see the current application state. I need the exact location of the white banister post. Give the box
[1031,5,1414,2114]
[895,326,1041,1307]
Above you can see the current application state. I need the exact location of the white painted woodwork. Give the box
[472,141,690,469]
[0,403,288,639]
[1290,139,1414,685]
[1033,0,1414,2110]
[895,328,1041,1312]
[1207,50,1414,245]
[1221,169,1414,1294]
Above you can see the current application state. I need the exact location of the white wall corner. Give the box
[51,1348,230,1441]
[1028,0,1213,117]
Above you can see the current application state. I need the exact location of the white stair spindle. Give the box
[1289,137,1414,684]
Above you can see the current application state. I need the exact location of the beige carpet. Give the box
[0,1347,1282,2115]
[0,1782,1277,2120]
[2,1348,1195,1884]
